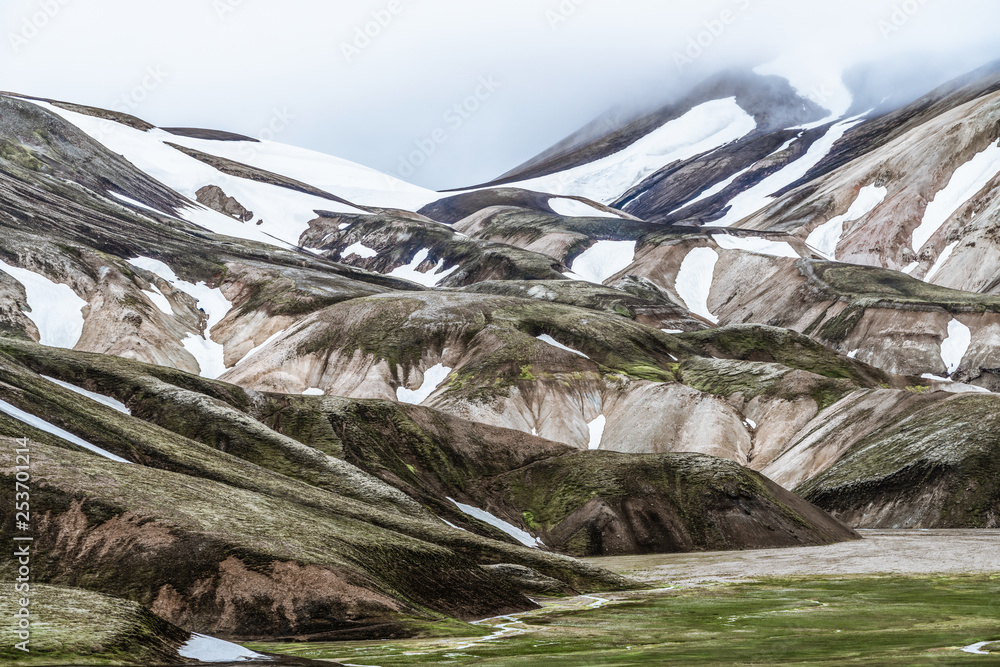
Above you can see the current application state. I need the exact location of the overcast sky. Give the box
[2,0,1000,190]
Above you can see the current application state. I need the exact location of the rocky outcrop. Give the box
[195,184,254,222]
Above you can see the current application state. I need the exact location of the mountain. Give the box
[0,57,998,662]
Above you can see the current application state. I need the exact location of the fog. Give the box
[2,0,999,189]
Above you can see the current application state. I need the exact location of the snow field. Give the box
[0,259,86,349]
[563,240,636,284]
[675,248,720,324]
[396,363,452,404]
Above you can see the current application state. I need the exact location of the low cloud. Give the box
[2,0,998,189]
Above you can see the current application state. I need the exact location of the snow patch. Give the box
[924,241,958,282]
[302,388,325,396]
[110,192,168,216]
[548,197,621,218]
[128,257,232,378]
[182,335,227,380]
[0,398,130,463]
[714,234,799,258]
[587,415,606,450]
[805,185,888,259]
[517,98,757,204]
[177,634,268,663]
[0,259,86,349]
[563,240,636,284]
[940,319,971,375]
[343,242,378,259]
[387,249,458,287]
[142,288,172,315]
[961,641,996,655]
[670,164,755,215]
[447,498,543,548]
[396,363,452,404]
[706,115,867,228]
[675,248,720,324]
[439,517,467,532]
[913,140,1000,251]
[236,329,288,366]
[536,334,589,359]
[42,376,131,415]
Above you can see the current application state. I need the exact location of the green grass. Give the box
[249,575,1000,665]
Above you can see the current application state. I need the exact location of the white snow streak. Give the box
[675,248,720,324]
[396,364,452,405]
[387,249,458,287]
[707,115,867,228]
[447,497,543,548]
[517,98,757,204]
[925,241,959,282]
[0,398,131,463]
[42,376,131,415]
[587,414,606,450]
[302,388,325,396]
[536,334,589,359]
[805,185,888,259]
[236,329,288,366]
[913,140,1000,251]
[670,164,755,215]
[177,634,268,663]
[563,240,636,284]
[714,234,799,258]
[0,259,86,349]
[940,319,971,375]
[961,641,996,655]
[548,197,621,218]
[128,257,232,378]
[142,288,173,315]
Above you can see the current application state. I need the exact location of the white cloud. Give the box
[2,0,998,189]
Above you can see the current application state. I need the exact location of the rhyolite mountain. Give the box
[0,59,999,663]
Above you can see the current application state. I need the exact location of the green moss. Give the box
[797,394,1000,527]
[0,584,188,665]
[678,323,889,387]
[818,301,868,343]
[0,139,44,171]
[808,260,1000,313]
[275,575,1000,665]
